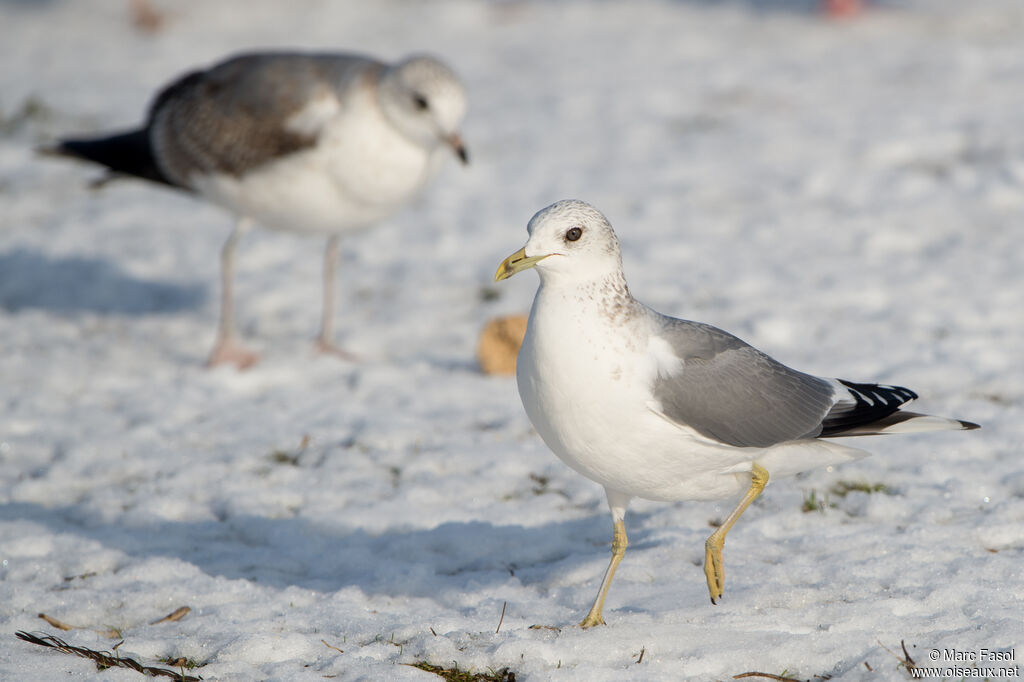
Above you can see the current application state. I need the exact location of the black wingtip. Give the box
[42,130,182,190]
[960,420,981,431]
[821,380,920,437]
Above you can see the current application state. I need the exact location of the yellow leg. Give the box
[579,518,627,628]
[704,463,769,604]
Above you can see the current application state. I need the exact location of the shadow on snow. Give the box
[0,249,205,315]
[0,501,665,599]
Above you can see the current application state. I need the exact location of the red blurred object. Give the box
[823,0,863,18]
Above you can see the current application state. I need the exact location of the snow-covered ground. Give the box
[1,1,1022,679]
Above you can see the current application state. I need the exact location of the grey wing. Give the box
[148,52,380,183]
[651,318,837,448]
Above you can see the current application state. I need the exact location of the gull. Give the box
[495,199,978,628]
[49,50,468,368]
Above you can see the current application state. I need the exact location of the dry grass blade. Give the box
[877,638,918,676]
[150,606,191,625]
[37,613,73,631]
[900,640,917,671]
[15,631,202,681]
[495,602,507,634]
[322,639,344,654]
[733,673,804,682]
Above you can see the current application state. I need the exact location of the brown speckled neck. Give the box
[574,271,641,326]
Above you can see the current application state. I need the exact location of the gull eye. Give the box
[412,93,429,110]
[565,227,583,242]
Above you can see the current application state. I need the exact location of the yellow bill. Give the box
[494,247,550,281]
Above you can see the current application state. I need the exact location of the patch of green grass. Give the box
[801,489,835,513]
[804,480,896,513]
[269,450,301,465]
[409,662,516,682]
[0,95,53,135]
[268,434,312,466]
[158,656,202,670]
[829,480,894,497]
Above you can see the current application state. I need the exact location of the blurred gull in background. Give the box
[49,50,468,368]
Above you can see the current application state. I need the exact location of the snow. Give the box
[1,0,1021,680]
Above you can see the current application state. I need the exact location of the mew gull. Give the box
[495,199,978,628]
[50,51,468,368]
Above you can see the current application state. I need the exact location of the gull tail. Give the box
[40,128,181,189]
[823,410,979,437]
[819,379,979,438]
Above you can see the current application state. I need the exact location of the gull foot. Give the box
[207,338,260,370]
[316,339,360,362]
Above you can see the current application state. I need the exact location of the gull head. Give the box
[379,55,469,164]
[495,199,623,283]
